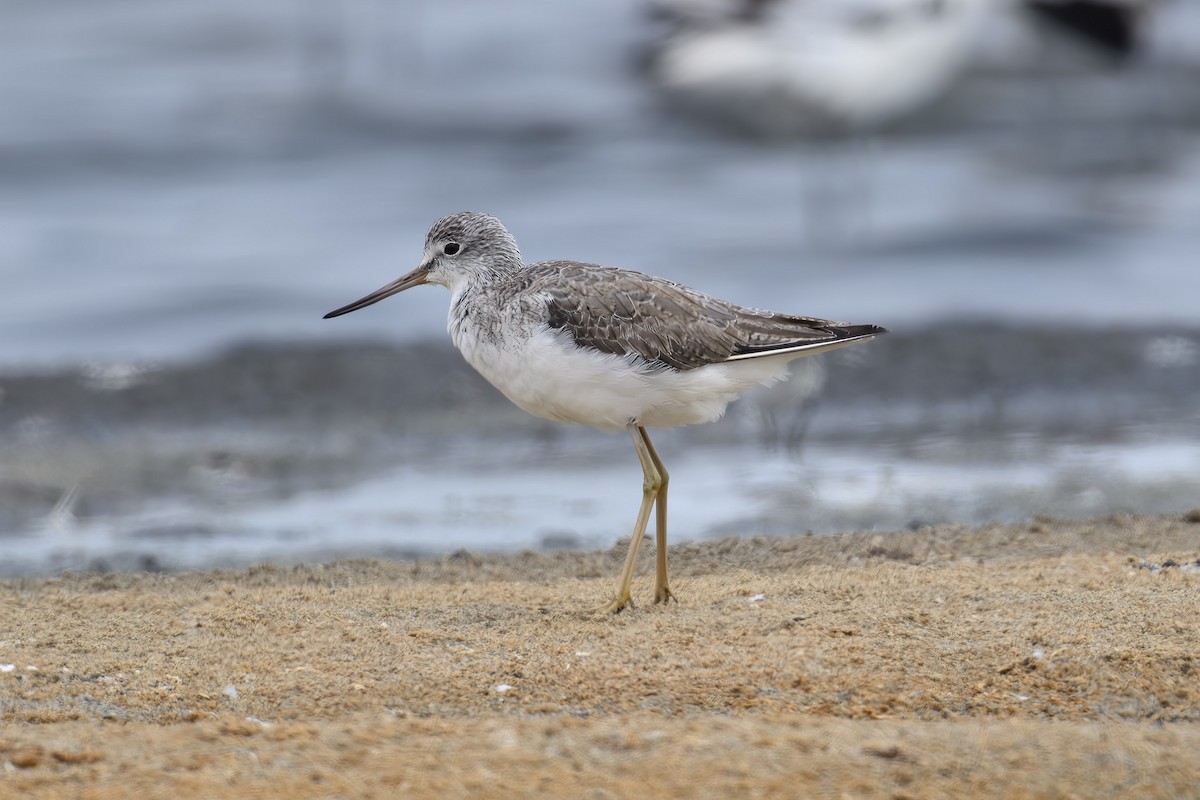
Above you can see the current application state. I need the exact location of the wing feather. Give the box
[528,260,885,371]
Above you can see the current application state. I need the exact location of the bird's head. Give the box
[323,212,521,319]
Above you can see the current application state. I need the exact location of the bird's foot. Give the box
[592,594,634,615]
[654,585,676,605]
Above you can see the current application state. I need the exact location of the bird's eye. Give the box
[443,242,461,256]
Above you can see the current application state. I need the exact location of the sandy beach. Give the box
[2,512,1198,797]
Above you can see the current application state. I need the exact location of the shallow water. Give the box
[6,437,1198,577]
[2,0,1199,574]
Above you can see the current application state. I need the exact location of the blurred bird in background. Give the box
[642,0,1154,136]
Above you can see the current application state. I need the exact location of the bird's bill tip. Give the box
[323,268,428,319]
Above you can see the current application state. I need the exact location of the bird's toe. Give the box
[592,594,634,615]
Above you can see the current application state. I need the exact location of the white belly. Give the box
[453,322,794,431]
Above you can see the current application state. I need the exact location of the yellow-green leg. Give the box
[594,423,668,613]
[639,426,674,605]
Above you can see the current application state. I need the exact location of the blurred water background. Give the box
[2,0,1198,575]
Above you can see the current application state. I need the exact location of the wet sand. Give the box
[2,512,1199,797]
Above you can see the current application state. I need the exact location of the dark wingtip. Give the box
[837,323,889,338]
[1026,1,1139,60]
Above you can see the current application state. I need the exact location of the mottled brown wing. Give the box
[533,261,739,370]
[529,261,880,371]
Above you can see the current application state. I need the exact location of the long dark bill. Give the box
[323,267,428,319]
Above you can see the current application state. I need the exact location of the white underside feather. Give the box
[455,322,811,431]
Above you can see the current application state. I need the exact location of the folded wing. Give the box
[531,261,886,371]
